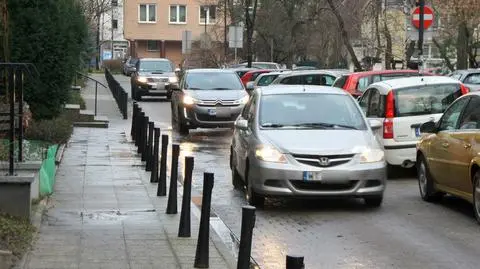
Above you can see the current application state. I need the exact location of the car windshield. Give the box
[259,93,367,130]
[257,75,279,86]
[186,72,243,90]
[139,61,173,72]
[394,83,463,117]
[253,63,278,69]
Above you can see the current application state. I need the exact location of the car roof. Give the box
[453,69,480,75]
[348,69,419,77]
[186,68,236,74]
[277,69,349,77]
[139,58,171,61]
[258,85,348,96]
[368,76,461,94]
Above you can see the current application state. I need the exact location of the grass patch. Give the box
[0,213,35,257]
[68,90,86,109]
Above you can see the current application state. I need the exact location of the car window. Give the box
[236,70,249,78]
[324,75,336,86]
[358,89,371,115]
[257,75,278,86]
[449,73,462,80]
[464,73,480,84]
[438,97,469,131]
[367,89,383,117]
[394,83,464,117]
[458,96,480,130]
[251,72,265,81]
[259,93,367,130]
[333,75,348,88]
[138,60,174,72]
[357,77,370,92]
[185,72,243,90]
[280,76,301,85]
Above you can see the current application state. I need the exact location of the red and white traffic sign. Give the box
[412,6,434,30]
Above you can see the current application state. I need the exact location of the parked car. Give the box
[229,62,283,69]
[333,70,430,97]
[245,71,292,92]
[449,69,480,91]
[170,69,249,135]
[358,76,469,170]
[123,57,138,76]
[231,67,258,79]
[130,58,180,101]
[416,91,480,224]
[270,70,350,87]
[240,69,276,87]
[230,84,386,207]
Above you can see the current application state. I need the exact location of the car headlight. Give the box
[137,76,148,83]
[359,149,384,163]
[239,95,249,104]
[183,95,197,105]
[169,76,178,83]
[255,145,287,163]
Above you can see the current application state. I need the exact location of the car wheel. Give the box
[245,163,265,207]
[230,150,243,189]
[473,171,480,224]
[177,107,189,135]
[364,196,383,207]
[417,155,444,202]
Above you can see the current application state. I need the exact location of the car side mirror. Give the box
[235,119,248,130]
[420,121,437,133]
[368,119,382,130]
[246,81,255,91]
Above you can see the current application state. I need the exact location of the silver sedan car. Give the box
[230,85,387,207]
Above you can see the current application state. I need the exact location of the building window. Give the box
[112,19,118,29]
[111,0,118,6]
[139,4,156,23]
[169,5,186,24]
[147,40,159,51]
[200,5,216,24]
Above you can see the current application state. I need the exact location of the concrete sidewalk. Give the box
[19,74,236,269]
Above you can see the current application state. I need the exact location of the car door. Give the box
[428,96,470,187]
[444,96,480,195]
[235,95,256,179]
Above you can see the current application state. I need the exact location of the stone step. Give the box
[73,121,109,128]
[79,110,95,122]
[94,115,109,123]
[71,85,82,91]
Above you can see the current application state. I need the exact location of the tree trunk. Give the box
[405,41,416,63]
[326,0,362,71]
[383,15,392,70]
[374,0,382,59]
[456,21,469,70]
[245,0,258,68]
[432,38,454,72]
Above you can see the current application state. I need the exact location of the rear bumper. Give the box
[384,143,417,166]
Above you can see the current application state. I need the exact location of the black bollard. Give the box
[146,121,154,171]
[166,144,180,214]
[157,134,169,196]
[286,255,305,269]
[136,111,144,149]
[178,156,194,237]
[237,206,256,269]
[194,172,214,268]
[150,128,160,183]
[141,116,149,161]
[131,102,138,140]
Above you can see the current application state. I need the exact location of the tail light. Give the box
[460,84,470,95]
[383,91,395,139]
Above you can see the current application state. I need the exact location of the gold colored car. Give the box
[416,92,480,224]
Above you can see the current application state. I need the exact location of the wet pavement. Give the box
[114,74,480,269]
[20,74,236,269]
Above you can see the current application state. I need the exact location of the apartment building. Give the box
[100,0,128,60]
[124,0,225,66]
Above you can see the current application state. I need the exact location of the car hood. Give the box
[260,129,380,155]
[138,71,176,77]
[184,89,247,101]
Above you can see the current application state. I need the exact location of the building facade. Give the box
[123,0,225,67]
[100,0,129,61]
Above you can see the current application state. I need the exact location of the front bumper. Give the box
[182,104,244,128]
[136,82,177,96]
[248,157,386,198]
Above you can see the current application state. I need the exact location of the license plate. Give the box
[156,84,165,90]
[415,127,421,137]
[208,108,216,116]
[303,171,322,181]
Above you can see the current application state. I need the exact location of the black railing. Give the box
[104,69,128,119]
[75,72,107,116]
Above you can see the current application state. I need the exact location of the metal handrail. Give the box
[74,71,106,116]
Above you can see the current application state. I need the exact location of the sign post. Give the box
[228,25,243,62]
[181,30,192,69]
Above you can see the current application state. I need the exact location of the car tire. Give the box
[177,107,189,135]
[230,150,243,189]
[246,163,265,207]
[364,196,383,207]
[473,171,480,224]
[417,155,444,202]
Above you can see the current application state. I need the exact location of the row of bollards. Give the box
[130,102,305,269]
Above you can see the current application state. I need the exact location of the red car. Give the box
[240,69,274,86]
[333,70,432,97]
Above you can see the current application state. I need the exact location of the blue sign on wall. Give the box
[102,50,112,60]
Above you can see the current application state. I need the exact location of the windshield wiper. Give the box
[291,122,358,130]
[261,123,285,128]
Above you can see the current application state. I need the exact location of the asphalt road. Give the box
[117,75,480,269]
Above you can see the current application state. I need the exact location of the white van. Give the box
[358,76,469,168]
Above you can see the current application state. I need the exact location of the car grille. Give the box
[197,100,237,107]
[195,114,236,122]
[291,153,354,168]
[290,180,358,191]
[147,77,169,83]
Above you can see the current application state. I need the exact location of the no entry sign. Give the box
[412,6,434,30]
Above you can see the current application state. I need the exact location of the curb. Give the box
[55,144,66,165]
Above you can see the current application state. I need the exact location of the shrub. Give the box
[0,213,35,257]
[25,114,73,144]
[103,60,123,74]
[68,90,86,109]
